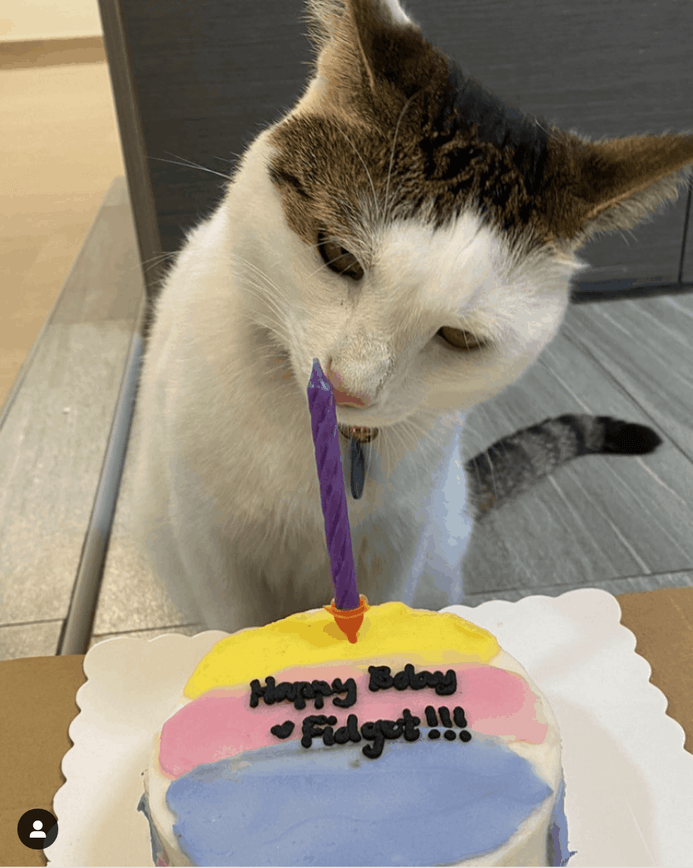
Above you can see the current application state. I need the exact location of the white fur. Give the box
[129,128,583,631]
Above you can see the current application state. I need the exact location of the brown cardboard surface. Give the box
[616,586,693,754]
[0,656,86,868]
[0,588,691,866]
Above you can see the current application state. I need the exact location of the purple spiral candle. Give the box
[307,357,360,611]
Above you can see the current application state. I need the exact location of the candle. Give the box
[307,358,368,642]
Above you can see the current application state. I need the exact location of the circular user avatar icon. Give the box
[17,809,59,849]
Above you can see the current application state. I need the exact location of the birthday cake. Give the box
[138,602,575,866]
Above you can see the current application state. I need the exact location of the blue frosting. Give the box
[137,793,166,865]
[548,774,577,867]
[164,733,564,866]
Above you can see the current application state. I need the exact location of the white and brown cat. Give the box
[130,0,692,631]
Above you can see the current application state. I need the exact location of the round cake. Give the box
[138,602,575,866]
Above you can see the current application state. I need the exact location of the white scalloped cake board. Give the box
[47,588,693,867]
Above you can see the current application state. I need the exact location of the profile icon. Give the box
[30,819,47,838]
[17,809,59,849]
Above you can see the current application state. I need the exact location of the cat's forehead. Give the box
[267,39,551,255]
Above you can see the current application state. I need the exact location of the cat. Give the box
[129,0,692,631]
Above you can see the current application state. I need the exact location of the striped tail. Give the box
[465,414,662,519]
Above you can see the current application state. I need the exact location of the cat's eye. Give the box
[318,231,364,281]
[437,326,487,352]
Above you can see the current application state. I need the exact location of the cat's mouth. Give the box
[338,424,379,443]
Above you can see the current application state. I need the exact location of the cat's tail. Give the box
[465,414,663,518]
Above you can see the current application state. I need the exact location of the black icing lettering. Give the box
[379,718,404,739]
[270,720,295,739]
[273,681,298,707]
[401,708,421,742]
[368,666,393,691]
[392,668,410,690]
[440,669,457,695]
[370,664,457,696]
[334,713,361,744]
[421,669,452,695]
[331,677,357,708]
[293,681,313,710]
[424,670,441,693]
[361,721,386,759]
[249,679,265,708]
[439,705,456,740]
[427,669,457,696]
[262,676,277,704]
[405,663,429,690]
[249,676,338,710]
[392,664,428,691]
[438,706,452,728]
[253,664,465,757]
[453,706,467,728]
[311,680,334,709]
[301,715,336,748]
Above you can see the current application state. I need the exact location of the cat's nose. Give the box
[325,364,370,407]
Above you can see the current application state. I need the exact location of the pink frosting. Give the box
[159,664,547,779]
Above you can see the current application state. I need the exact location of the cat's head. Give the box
[232,0,693,435]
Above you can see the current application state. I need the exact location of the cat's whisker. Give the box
[230,257,294,332]
[123,251,178,280]
[232,268,290,316]
[233,259,295,318]
[378,412,436,484]
[230,253,289,295]
[377,426,398,479]
[390,422,420,469]
[233,288,292,344]
[233,278,288,328]
[237,307,292,351]
[149,153,232,181]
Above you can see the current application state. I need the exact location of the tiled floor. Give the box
[1,170,692,661]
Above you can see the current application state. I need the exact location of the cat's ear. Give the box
[303,0,425,103]
[544,129,693,246]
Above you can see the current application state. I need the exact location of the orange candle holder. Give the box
[324,595,369,644]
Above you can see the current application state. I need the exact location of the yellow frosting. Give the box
[184,602,500,699]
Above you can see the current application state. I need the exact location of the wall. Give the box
[0,0,102,42]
